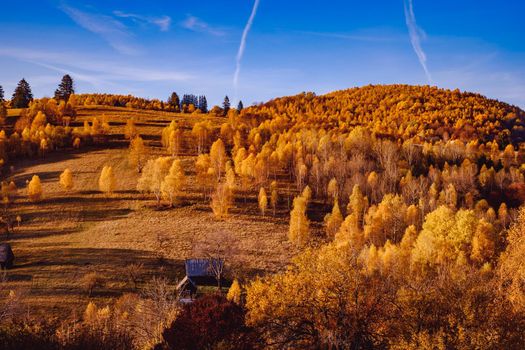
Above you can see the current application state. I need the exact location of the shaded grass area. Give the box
[5,245,184,317]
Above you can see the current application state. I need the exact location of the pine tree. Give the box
[59,169,74,191]
[198,95,208,113]
[223,96,230,116]
[168,92,180,112]
[237,100,244,111]
[0,85,4,102]
[11,79,33,108]
[27,175,43,202]
[54,74,75,101]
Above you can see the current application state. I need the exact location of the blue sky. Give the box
[1,0,524,108]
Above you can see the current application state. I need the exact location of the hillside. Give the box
[1,105,295,318]
[2,85,525,348]
[244,84,525,144]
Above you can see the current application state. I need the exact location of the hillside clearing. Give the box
[3,106,296,317]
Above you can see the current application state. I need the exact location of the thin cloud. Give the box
[31,61,110,88]
[0,47,194,87]
[60,5,139,55]
[113,11,171,32]
[404,0,432,84]
[180,15,225,36]
[234,0,260,96]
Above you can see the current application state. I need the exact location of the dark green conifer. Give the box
[223,96,230,116]
[11,79,33,108]
[54,74,75,101]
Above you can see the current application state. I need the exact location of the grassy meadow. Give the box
[3,106,296,317]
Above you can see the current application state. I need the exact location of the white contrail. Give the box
[404,0,432,84]
[233,0,260,96]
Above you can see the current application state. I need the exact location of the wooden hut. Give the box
[176,258,229,299]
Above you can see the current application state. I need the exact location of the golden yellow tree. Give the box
[411,206,477,270]
[128,136,147,173]
[270,181,279,216]
[227,279,242,305]
[301,185,312,203]
[499,206,525,312]
[289,195,310,246]
[73,137,81,149]
[211,182,233,219]
[195,153,214,198]
[470,219,496,264]
[240,153,256,197]
[191,120,212,154]
[335,213,364,248]
[161,159,185,207]
[124,118,137,140]
[98,166,116,194]
[27,175,43,202]
[348,185,368,220]
[364,194,407,245]
[210,138,227,181]
[324,200,343,239]
[59,168,74,191]
[225,162,236,191]
[258,187,268,216]
[137,157,172,205]
[327,178,338,203]
[39,138,49,157]
[167,128,182,157]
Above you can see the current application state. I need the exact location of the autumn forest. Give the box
[0,74,525,349]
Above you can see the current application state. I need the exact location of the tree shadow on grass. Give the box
[10,246,186,300]
[12,170,63,185]
[8,144,126,182]
[16,207,132,226]
[6,228,82,241]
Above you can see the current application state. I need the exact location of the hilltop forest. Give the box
[1,79,525,349]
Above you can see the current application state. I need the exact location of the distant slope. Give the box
[244,84,525,144]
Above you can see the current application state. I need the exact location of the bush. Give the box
[159,294,254,350]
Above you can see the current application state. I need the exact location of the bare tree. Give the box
[0,272,27,322]
[195,231,238,291]
[124,263,144,289]
[374,140,399,193]
[128,277,180,349]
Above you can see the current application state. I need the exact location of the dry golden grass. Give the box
[2,106,296,317]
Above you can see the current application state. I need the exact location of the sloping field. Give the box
[3,106,296,317]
